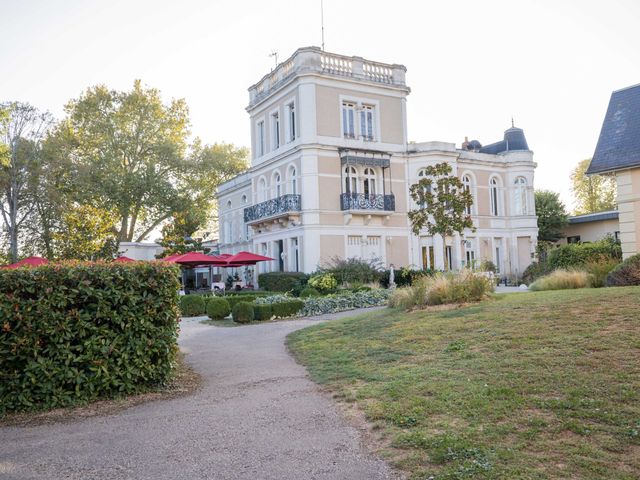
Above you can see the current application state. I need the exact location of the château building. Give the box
[217,47,538,279]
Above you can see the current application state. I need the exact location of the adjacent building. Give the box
[587,83,640,259]
[217,47,538,279]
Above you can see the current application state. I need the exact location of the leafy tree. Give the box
[535,190,568,242]
[157,209,209,257]
[571,158,617,214]
[49,81,248,246]
[53,204,119,260]
[0,102,53,262]
[408,163,474,268]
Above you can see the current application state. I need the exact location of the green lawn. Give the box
[287,287,640,479]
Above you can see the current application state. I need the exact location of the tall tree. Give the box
[0,102,53,261]
[53,204,119,260]
[535,190,568,242]
[157,209,209,257]
[408,163,474,268]
[571,158,617,214]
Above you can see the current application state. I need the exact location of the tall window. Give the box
[417,169,432,209]
[363,168,376,195]
[286,103,296,142]
[462,175,472,215]
[514,176,527,215]
[360,105,375,140]
[256,121,265,156]
[490,177,500,216]
[342,102,356,138]
[274,172,282,197]
[344,166,358,194]
[288,166,297,194]
[271,112,280,150]
[258,178,267,202]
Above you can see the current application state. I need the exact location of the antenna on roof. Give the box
[269,51,279,70]
[321,0,325,51]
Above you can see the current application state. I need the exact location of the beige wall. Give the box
[315,85,405,144]
[387,236,411,266]
[616,168,640,258]
[319,234,345,265]
[559,218,619,244]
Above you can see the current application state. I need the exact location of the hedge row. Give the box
[257,272,308,292]
[0,262,181,413]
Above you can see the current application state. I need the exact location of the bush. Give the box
[299,287,321,297]
[180,295,206,316]
[317,256,382,285]
[606,253,640,286]
[258,272,309,292]
[232,301,254,324]
[252,304,273,321]
[522,261,551,285]
[0,261,180,413]
[225,295,258,310]
[381,267,434,288]
[308,273,338,293]
[271,299,305,318]
[301,289,391,316]
[389,271,494,309]
[548,237,622,270]
[585,259,620,288]
[529,269,591,291]
[254,294,292,305]
[206,297,231,319]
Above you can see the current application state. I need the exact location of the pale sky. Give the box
[2,0,639,211]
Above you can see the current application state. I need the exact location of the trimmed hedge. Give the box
[548,238,622,270]
[299,287,321,297]
[0,262,181,413]
[232,301,254,324]
[271,299,305,318]
[206,298,231,319]
[225,295,258,309]
[258,272,308,292]
[606,253,640,286]
[180,295,206,316]
[252,304,273,321]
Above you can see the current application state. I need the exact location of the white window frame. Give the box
[339,95,381,143]
[363,167,377,195]
[360,104,375,141]
[490,176,501,216]
[287,164,297,195]
[273,171,282,198]
[284,99,296,143]
[461,173,474,215]
[514,176,527,215]
[257,176,268,202]
[255,118,265,157]
[341,101,356,139]
[270,108,280,151]
[344,166,358,194]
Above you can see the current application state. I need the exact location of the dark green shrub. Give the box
[271,299,305,318]
[252,304,273,321]
[232,301,254,324]
[548,237,622,270]
[258,272,309,292]
[317,256,382,285]
[606,253,640,286]
[299,287,321,297]
[381,268,434,288]
[180,295,206,316]
[0,261,180,413]
[522,261,551,285]
[206,297,231,319]
[225,295,257,309]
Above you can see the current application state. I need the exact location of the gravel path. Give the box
[0,307,399,480]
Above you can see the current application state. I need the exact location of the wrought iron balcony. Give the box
[244,194,302,224]
[340,193,395,212]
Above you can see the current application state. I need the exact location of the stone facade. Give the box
[217,47,538,279]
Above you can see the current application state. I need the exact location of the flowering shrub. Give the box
[308,273,338,293]
[301,289,390,316]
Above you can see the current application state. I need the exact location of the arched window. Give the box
[417,168,432,208]
[363,168,376,195]
[226,200,232,209]
[462,175,472,215]
[241,194,247,204]
[514,176,527,215]
[274,172,282,197]
[258,178,267,202]
[288,166,297,195]
[344,166,358,194]
[490,177,500,216]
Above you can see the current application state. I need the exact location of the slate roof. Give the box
[478,127,529,154]
[568,210,619,224]
[587,83,640,174]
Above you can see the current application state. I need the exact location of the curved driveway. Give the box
[0,308,399,480]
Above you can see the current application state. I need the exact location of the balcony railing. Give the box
[244,194,301,223]
[340,193,395,212]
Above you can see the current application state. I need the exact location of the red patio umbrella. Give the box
[171,252,228,266]
[224,251,274,266]
[1,256,49,269]
[113,256,136,263]
[158,253,184,262]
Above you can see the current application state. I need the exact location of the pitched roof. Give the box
[587,84,640,174]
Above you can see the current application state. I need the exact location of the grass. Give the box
[287,287,640,479]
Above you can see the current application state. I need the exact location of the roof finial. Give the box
[511,117,515,128]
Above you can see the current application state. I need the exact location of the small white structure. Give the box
[118,242,164,261]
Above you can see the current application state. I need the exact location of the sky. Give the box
[2,0,639,211]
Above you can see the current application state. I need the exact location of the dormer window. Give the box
[342,102,356,138]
